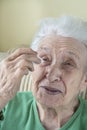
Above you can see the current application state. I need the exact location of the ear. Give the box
[80,73,87,93]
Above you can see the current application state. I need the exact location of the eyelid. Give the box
[63,60,76,68]
[39,56,51,66]
[41,56,50,62]
[38,54,51,60]
[64,61,72,65]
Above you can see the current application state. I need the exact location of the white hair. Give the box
[31,15,87,51]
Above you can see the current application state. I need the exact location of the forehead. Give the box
[38,35,86,57]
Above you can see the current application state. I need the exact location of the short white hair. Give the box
[31,15,87,51]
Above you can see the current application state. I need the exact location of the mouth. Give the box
[40,86,62,95]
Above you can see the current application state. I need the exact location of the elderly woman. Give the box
[0,16,87,130]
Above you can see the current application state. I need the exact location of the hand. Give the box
[0,48,40,110]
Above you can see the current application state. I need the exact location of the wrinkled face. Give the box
[32,35,87,108]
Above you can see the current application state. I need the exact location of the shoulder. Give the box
[2,91,37,129]
[15,91,34,101]
[79,97,87,113]
[6,91,34,110]
[80,97,87,126]
[81,98,87,111]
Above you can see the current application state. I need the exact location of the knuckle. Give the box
[15,48,24,55]
[20,59,26,64]
[20,55,26,60]
[2,60,9,69]
[27,48,32,52]
[16,48,22,54]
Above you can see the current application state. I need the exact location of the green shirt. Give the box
[0,91,87,130]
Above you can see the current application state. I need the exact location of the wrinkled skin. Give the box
[31,35,87,129]
[0,35,87,129]
[32,35,87,108]
[0,48,40,110]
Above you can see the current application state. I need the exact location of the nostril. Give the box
[46,73,61,82]
[46,65,62,82]
[57,77,61,81]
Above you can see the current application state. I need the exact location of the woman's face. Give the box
[32,35,87,108]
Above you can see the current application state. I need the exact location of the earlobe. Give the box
[84,73,87,84]
[80,75,87,93]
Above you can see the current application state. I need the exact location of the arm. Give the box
[0,48,40,111]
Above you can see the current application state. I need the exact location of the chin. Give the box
[34,91,64,108]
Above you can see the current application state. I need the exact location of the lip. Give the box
[40,86,62,95]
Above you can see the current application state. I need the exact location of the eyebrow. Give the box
[40,47,80,60]
[66,51,80,60]
[40,47,50,52]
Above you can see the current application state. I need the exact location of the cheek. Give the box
[32,65,46,97]
[32,65,46,88]
[62,70,81,89]
[63,70,82,86]
[32,65,45,93]
[63,72,82,96]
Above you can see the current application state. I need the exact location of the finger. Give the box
[14,59,34,72]
[14,62,33,78]
[27,55,41,64]
[6,48,37,61]
[25,62,34,71]
[11,53,41,65]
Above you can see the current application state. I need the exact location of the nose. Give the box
[46,64,62,82]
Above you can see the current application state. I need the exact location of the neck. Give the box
[36,98,79,130]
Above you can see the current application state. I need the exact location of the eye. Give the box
[64,62,72,66]
[41,56,49,62]
[62,60,75,70]
[40,56,51,65]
